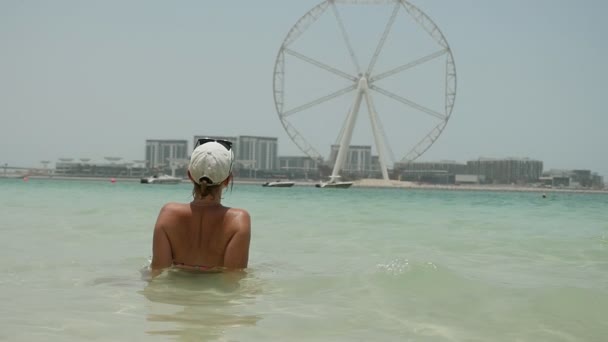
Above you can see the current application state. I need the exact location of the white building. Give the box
[237,135,278,171]
[145,140,188,171]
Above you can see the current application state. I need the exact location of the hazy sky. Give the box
[1,1,607,177]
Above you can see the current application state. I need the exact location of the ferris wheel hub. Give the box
[356,76,369,92]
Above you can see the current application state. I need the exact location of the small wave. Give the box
[376,258,439,275]
[138,258,153,280]
[376,258,410,275]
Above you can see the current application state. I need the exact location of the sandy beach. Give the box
[351,178,608,194]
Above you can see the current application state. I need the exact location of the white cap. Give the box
[188,142,233,185]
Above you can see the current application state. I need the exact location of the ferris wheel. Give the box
[273,0,456,183]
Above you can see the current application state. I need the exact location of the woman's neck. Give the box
[192,196,221,206]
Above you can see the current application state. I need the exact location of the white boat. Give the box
[262,180,295,187]
[315,176,353,189]
[140,174,182,184]
[315,181,353,189]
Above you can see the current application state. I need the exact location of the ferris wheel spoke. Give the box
[284,48,357,82]
[370,49,447,82]
[370,85,446,120]
[366,1,401,75]
[330,2,362,74]
[283,84,357,117]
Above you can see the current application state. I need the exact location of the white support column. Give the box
[364,90,389,181]
[330,77,367,182]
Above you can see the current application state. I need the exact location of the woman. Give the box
[150,138,251,275]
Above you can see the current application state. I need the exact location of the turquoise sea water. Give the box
[1,178,607,341]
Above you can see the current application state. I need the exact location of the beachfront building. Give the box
[455,174,486,184]
[542,169,604,189]
[278,156,321,180]
[592,174,604,189]
[370,156,383,176]
[145,139,188,176]
[466,157,543,184]
[571,170,592,187]
[394,160,468,184]
[235,135,278,178]
[395,160,468,174]
[54,159,147,178]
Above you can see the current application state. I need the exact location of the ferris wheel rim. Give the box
[272,0,457,164]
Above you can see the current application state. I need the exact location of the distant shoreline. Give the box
[351,178,608,194]
[2,175,607,195]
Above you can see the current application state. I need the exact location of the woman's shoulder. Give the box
[154,202,191,229]
[158,202,191,215]
[224,207,251,228]
[225,206,249,215]
[160,201,190,209]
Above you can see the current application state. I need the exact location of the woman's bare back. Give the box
[150,202,251,272]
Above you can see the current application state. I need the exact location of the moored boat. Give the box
[315,181,353,189]
[315,175,353,189]
[140,174,182,184]
[262,180,295,187]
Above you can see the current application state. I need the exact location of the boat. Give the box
[140,174,182,184]
[262,180,295,187]
[315,176,353,189]
[315,181,353,189]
